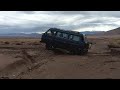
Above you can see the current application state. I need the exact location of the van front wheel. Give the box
[45,43,53,50]
[80,49,88,55]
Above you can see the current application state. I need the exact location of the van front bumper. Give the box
[40,40,43,43]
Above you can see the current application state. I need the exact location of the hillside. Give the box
[104,27,120,35]
[81,31,105,35]
[0,33,42,38]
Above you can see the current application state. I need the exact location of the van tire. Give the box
[45,43,53,50]
[70,49,78,55]
[80,49,88,55]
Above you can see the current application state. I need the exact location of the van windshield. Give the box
[69,35,82,42]
[73,35,80,42]
[83,34,87,42]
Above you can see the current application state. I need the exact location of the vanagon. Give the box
[40,28,90,55]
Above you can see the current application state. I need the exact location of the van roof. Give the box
[48,28,83,36]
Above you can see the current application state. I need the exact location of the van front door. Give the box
[45,30,53,44]
[68,35,84,51]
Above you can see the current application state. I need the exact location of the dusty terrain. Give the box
[0,36,120,79]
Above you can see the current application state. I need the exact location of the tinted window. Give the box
[73,35,80,41]
[69,35,73,40]
[83,34,87,41]
[46,30,52,36]
[69,35,80,42]
[56,32,63,38]
[52,31,57,36]
[63,33,68,39]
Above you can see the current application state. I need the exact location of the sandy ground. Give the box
[0,36,120,79]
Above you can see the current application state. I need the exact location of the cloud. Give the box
[20,11,35,14]
[0,11,119,33]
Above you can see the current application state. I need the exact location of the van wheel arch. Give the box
[45,43,53,50]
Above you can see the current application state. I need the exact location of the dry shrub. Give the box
[32,42,40,45]
[21,42,25,43]
[16,42,22,45]
[108,39,120,48]
[4,41,10,45]
[27,43,32,45]
[110,48,120,55]
[108,39,120,55]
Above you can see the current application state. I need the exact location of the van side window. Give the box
[56,32,63,38]
[72,35,80,42]
[63,33,68,39]
[69,35,73,40]
[54,31,57,35]
[52,31,57,36]
[46,30,52,36]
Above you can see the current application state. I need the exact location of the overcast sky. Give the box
[0,11,120,34]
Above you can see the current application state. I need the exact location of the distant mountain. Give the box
[1,27,120,38]
[81,31,105,35]
[0,33,42,38]
[0,31,106,38]
[104,27,120,35]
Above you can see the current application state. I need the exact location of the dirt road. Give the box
[0,37,120,79]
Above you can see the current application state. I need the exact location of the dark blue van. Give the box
[41,28,90,55]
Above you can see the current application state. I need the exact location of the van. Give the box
[40,28,90,55]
